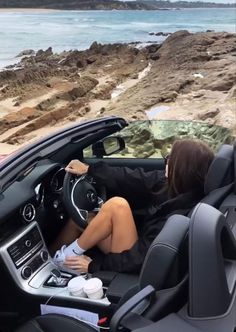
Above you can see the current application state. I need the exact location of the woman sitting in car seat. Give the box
[52,139,214,274]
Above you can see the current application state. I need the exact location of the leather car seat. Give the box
[202,143,234,206]
[139,214,189,291]
[16,314,96,332]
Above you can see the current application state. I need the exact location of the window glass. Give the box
[83,120,234,159]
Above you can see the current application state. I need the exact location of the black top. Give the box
[86,162,201,273]
[88,161,166,209]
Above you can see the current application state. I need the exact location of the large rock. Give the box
[107,30,236,133]
[0,107,38,134]
[36,47,53,58]
[203,70,235,91]
[60,76,99,101]
[16,49,35,57]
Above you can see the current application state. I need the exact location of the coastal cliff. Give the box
[0,30,235,149]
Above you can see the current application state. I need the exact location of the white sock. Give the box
[64,240,85,256]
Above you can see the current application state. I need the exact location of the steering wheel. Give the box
[63,172,106,229]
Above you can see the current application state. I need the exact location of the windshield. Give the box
[83,120,234,159]
[120,120,234,157]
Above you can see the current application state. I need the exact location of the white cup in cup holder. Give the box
[67,276,87,297]
[83,277,103,299]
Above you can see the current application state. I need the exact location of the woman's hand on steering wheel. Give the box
[65,159,89,175]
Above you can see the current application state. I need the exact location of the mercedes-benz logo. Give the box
[87,191,97,203]
[21,203,36,223]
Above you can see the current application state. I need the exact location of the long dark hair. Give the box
[168,139,214,198]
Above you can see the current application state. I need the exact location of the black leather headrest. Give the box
[204,144,234,195]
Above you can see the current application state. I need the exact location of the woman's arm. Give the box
[88,161,166,203]
[65,160,165,193]
[65,159,166,207]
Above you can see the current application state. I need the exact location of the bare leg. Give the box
[77,197,138,254]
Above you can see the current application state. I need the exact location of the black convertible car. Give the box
[0,116,235,332]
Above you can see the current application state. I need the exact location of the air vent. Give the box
[21,203,36,223]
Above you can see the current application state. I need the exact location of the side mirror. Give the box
[92,137,125,157]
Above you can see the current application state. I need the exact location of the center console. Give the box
[7,225,47,280]
[0,222,110,306]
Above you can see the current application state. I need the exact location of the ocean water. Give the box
[0,8,235,68]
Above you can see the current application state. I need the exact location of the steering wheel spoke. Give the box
[92,196,104,212]
[63,173,106,229]
[75,208,88,223]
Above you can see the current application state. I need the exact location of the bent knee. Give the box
[104,196,130,211]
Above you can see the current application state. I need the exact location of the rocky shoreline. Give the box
[0,30,235,152]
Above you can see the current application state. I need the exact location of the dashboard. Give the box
[0,160,68,244]
[19,167,66,224]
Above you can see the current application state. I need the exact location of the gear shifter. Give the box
[50,269,62,285]
[44,269,73,287]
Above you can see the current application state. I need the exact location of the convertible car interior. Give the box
[0,117,235,332]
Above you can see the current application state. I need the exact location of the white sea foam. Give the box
[0,58,20,71]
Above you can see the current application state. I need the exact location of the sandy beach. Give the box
[0,30,235,154]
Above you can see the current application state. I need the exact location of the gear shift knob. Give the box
[50,269,61,284]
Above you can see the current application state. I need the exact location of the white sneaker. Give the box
[53,241,82,265]
[53,245,66,265]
